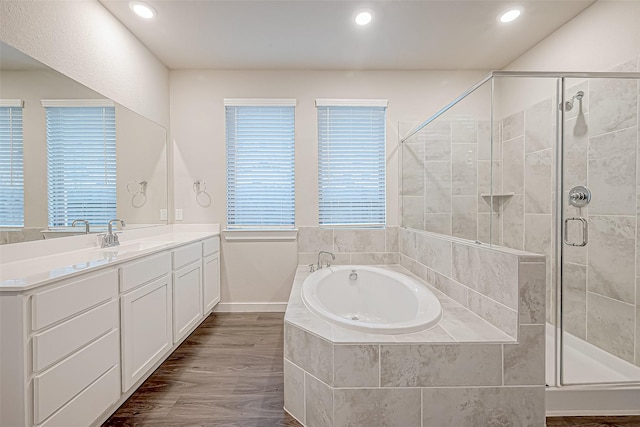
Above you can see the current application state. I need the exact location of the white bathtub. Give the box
[301,265,442,334]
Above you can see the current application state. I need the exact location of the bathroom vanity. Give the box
[0,226,220,427]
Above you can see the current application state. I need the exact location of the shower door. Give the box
[560,75,640,385]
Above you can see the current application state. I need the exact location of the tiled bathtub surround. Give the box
[399,227,545,339]
[284,253,546,427]
[297,226,399,266]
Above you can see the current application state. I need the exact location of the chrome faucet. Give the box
[101,219,126,248]
[71,219,90,234]
[317,251,335,270]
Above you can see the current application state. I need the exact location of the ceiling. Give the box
[99,0,596,71]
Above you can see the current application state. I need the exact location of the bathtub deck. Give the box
[286,265,515,344]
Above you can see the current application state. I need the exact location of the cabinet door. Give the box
[120,275,172,392]
[173,262,203,344]
[203,253,220,314]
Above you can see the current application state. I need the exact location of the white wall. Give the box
[0,0,170,128]
[170,69,485,305]
[506,0,640,72]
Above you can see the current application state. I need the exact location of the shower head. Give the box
[564,90,584,111]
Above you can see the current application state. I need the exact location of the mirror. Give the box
[0,43,168,244]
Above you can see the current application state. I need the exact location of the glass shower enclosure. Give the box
[400,70,640,388]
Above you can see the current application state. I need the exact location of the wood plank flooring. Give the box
[103,312,640,427]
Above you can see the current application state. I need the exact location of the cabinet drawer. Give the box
[120,251,170,292]
[37,365,119,427]
[32,269,117,331]
[33,329,119,424]
[33,300,118,372]
[202,236,220,257]
[173,242,202,270]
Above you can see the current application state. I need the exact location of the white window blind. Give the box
[317,100,387,228]
[0,101,24,227]
[225,100,296,229]
[45,103,116,227]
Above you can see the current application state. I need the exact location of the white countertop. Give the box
[0,226,219,292]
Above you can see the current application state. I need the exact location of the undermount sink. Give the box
[98,240,173,254]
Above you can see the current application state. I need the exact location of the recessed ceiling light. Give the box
[499,7,522,23]
[129,1,156,19]
[355,10,373,26]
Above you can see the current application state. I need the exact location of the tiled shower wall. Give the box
[401,56,640,366]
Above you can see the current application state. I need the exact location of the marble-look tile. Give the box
[334,229,385,253]
[503,136,525,194]
[519,262,546,325]
[305,373,333,427]
[452,196,477,241]
[477,212,501,245]
[415,231,452,277]
[438,299,514,342]
[399,228,416,259]
[331,325,397,343]
[402,142,425,196]
[563,114,589,191]
[452,143,478,196]
[350,252,398,265]
[524,214,552,258]
[284,360,305,423]
[422,386,545,427]
[503,111,525,141]
[385,226,399,252]
[504,324,545,385]
[392,325,456,343]
[432,271,468,307]
[452,242,519,309]
[333,345,379,387]
[401,197,424,230]
[525,149,552,214]
[478,160,503,199]
[334,388,421,427]
[423,119,451,161]
[562,262,587,339]
[588,127,637,215]
[478,120,501,161]
[502,195,524,250]
[467,290,517,338]
[285,306,334,340]
[423,213,451,235]
[380,343,502,387]
[587,292,635,363]
[589,73,638,137]
[284,323,334,385]
[587,215,635,304]
[424,161,452,213]
[297,227,333,253]
[525,98,553,153]
[452,116,477,144]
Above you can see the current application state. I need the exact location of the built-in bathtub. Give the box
[284,261,547,427]
[301,266,442,334]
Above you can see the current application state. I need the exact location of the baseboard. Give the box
[214,302,288,312]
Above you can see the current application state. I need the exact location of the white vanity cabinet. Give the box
[172,242,203,343]
[119,252,172,392]
[0,232,221,427]
[202,236,220,314]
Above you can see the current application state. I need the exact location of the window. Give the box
[316,99,387,228]
[43,100,116,227]
[0,100,24,227]
[225,99,296,229]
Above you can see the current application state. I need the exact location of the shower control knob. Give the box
[568,185,591,208]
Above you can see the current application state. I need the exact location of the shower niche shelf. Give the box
[480,192,515,198]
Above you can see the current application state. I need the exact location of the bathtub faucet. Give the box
[317,251,335,270]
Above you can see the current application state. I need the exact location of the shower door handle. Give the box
[563,217,588,247]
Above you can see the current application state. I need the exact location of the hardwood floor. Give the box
[104,312,640,427]
[103,313,301,427]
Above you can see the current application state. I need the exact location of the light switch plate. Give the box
[176,209,183,221]
[160,209,168,221]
